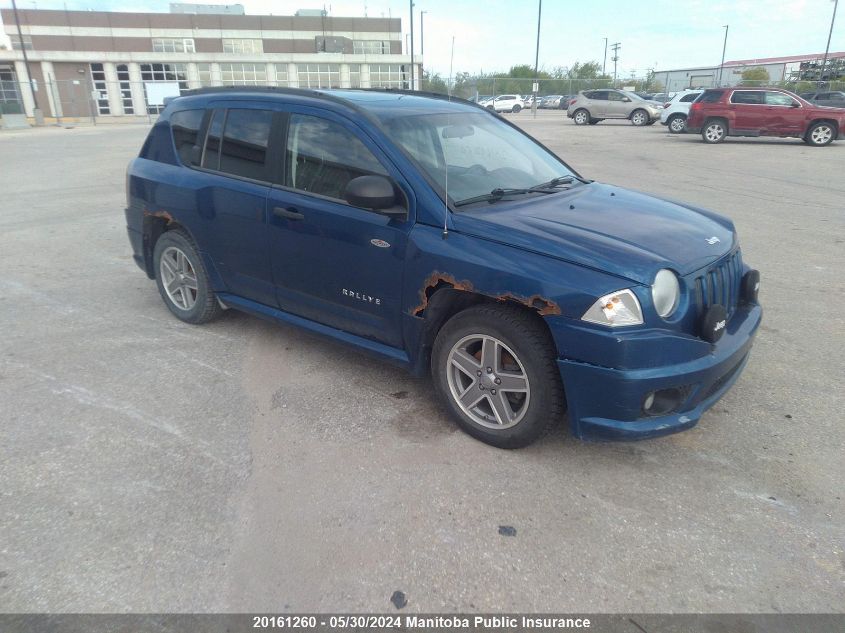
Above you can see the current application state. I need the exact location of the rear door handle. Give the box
[273,206,304,221]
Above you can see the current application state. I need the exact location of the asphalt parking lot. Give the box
[1,110,843,613]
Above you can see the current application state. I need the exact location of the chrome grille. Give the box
[693,250,743,319]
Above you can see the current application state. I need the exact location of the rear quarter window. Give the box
[697,90,725,104]
[170,109,205,166]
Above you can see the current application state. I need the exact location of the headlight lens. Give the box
[652,269,680,318]
[582,289,644,327]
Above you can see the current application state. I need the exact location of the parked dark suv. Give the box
[126,88,761,448]
[687,87,845,146]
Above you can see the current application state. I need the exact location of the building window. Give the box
[10,34,33,51]
[116,64,134,115]
[140,63,189,113]
[297,64,340,88]
[197,63,213,87]
[353,40,390,55]
[275,64,289,87]
[0,64,22,112]
[152,38,195,53]
[219,63,267,85]
[369,64,407,89]
[222,39,263,54]
[90,63,110,115]
[348,64,361,88]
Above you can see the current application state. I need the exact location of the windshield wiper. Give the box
[454,175,590,208]
[454,187,556,207]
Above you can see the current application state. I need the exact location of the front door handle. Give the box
[273,206,304,221]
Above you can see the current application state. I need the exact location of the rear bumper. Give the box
[556,303,762,441]
[126,221,146,273]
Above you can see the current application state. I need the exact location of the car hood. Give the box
[451,183,735,284]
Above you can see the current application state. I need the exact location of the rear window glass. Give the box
[697,90,725,103]
[680,93,700,102]
[170,109,204,166]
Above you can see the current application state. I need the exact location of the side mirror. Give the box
[344,175,405,216]
[622,97,631,102]
[791,102,801,108]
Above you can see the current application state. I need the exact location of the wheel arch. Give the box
[808,118,839,135]
[142,212,198,280]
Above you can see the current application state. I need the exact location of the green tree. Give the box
[740,67,770,85]
[421,70,448,95]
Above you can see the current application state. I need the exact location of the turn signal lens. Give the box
[582,289,644,327]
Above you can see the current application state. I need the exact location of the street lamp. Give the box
[718,25,729,86]
[420,10,428,57]
[532,0,542,116]
[820,0,839,88]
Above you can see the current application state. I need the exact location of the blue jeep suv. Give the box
[125,88,761,448]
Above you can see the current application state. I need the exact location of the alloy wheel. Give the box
[160,246,198,310]
[705,123,725,142]
[811,125,833,145]
[445,334,530,429]
[670,116,686,132]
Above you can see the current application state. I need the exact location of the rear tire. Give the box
[630,109,649,126]
[573,109,590,125]
[668,114,687,133]
[512,104,522,113]
[702,118,727,144]
[153,229,222,324]
[804,121,836,146]
[431,304,565,449]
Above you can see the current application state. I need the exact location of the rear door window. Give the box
[680,93,700,102]
[202,109,224,170]
[731,91,764,105]
[591,91,609,100]
[285,113,388,201]
[218,109,274,181]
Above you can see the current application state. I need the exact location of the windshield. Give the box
[384,111,574,206]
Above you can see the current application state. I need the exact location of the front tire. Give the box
[431,304,565,448]
[512,104,522,113]
[630,109,649,126]
[805,121,836,146]
[153,229,222,324]
[573,109,590,125]
[702,118,727,143]
[668,114,687,133]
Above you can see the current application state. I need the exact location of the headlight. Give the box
[652,269,680,318]
[582,289,643,327]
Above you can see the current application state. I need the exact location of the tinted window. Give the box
[680,93,700,102]
[731,90,764,104]
[202,109,224,170]
[607,91,624,101]
[286,114,388,201]
[765,92,796,106]
[170,109,204,165]
[698,90,725,103]
[591,91,609,101]
[219,109,274,181]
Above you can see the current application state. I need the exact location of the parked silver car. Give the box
[567,89,663,126]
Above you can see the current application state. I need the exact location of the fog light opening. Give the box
[642,388,684,417]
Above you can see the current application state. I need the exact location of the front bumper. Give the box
[556,303,762,441]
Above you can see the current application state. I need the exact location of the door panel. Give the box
[730,91,767,132]
[267,108,414,348]
[764,91,804,135]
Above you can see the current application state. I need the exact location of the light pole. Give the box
[409,0,415,90]
[610,42,621,86]
[533,0,542,116]
[420,10,427,56]
[718,25,729,86]
[820,0,839,88]
[603,37,608,75]
[11,0,42,123]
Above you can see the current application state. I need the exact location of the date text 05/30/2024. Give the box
[253,615,592,629]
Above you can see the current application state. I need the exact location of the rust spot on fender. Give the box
[411,271,561,317]
[144,209,174,224]
[411,272,474,316]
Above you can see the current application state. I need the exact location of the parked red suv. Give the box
[686,87,845,146]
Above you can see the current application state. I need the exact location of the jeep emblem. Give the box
[714,319,726,332]
[705,236,721,245]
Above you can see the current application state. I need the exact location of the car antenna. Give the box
[443,35,456,240]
